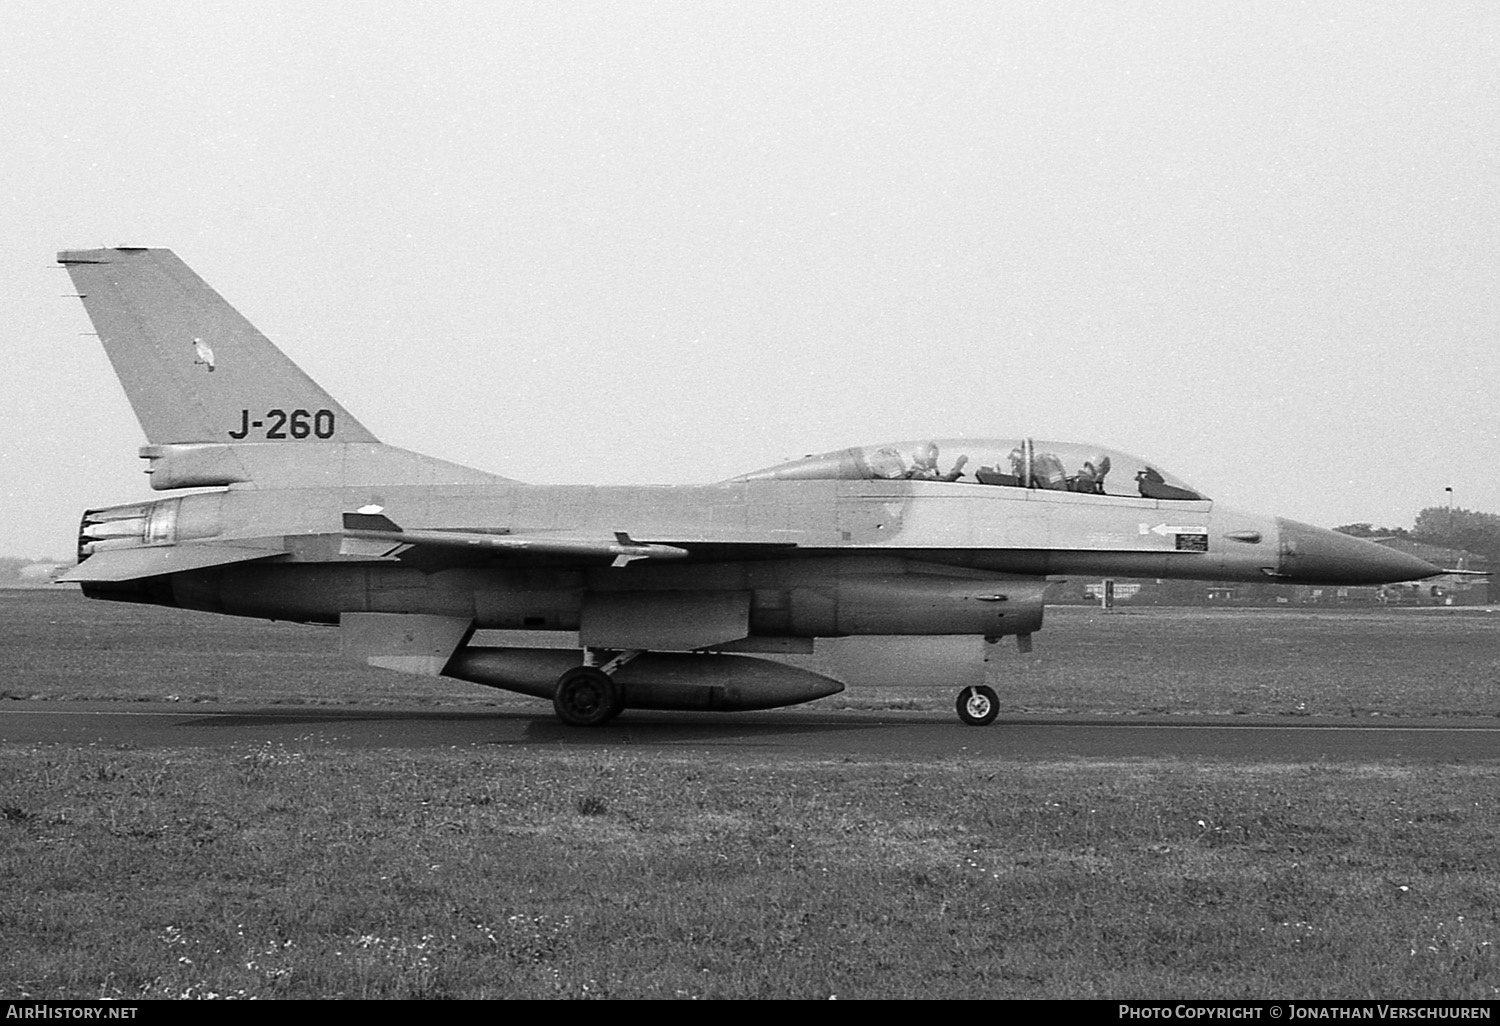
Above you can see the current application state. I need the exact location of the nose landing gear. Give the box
[955,684,1000,727]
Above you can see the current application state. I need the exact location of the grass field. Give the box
[3,590,1500,998]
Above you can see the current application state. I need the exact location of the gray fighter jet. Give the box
[57,248,1441,726]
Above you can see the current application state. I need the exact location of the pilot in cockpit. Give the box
[907,442,969,482]
[1072,456,1111,494]
[1007,447,1026,478]
[1030,450,1068,489]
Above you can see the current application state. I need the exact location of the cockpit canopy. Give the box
[731,438,1207,501]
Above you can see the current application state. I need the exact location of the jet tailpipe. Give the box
[445,647,845,712]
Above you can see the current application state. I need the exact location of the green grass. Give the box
[4,590,1500,998]
[3,747,1499,999]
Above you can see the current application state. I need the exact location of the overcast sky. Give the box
[2,2,1496,558]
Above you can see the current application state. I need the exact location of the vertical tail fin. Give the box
[60,247,506,490]
[59,248,378,446]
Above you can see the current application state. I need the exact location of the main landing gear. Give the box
[552,649,643,726]
[955,684,1000,727]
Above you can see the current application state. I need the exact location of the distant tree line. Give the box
[1337,506,1500,567]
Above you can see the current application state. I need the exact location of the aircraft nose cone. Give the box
[1275,519,1443,584]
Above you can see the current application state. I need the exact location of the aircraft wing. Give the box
[340,511,792,567]
[58,542,287,582]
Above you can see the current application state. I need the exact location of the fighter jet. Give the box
[56,248,1442,726]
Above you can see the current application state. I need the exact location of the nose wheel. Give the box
[956,685,999,726]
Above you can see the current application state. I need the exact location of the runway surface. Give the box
[4,700,1499,762]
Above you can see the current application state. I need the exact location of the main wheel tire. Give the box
[553,667,622,727]
[956,684,999,726]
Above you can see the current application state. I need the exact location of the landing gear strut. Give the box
[956,684,999,727]
[552,649,642,726]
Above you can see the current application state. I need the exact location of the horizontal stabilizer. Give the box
[58,542,286,583]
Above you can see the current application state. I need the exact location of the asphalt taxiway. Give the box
[3,701,1499,762]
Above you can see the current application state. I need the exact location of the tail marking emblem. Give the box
[192,337,216,372]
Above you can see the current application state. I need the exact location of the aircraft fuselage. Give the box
[80,476,1421,634]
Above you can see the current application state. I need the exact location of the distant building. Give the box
[1297,585,1383,605]
[1083,581,1141,601]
